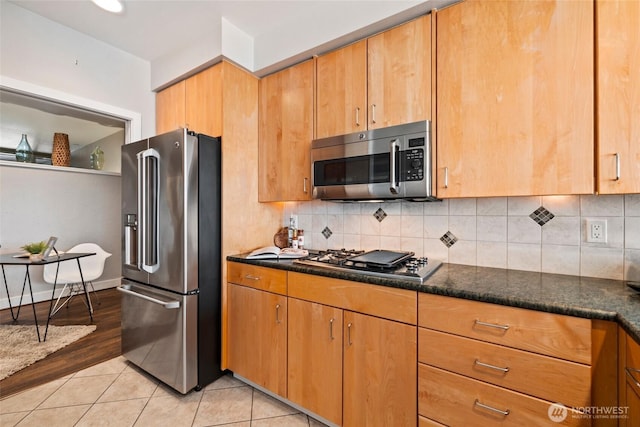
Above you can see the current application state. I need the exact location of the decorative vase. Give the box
[90,146,105,170]
[29,253,43,262]
[52,133,71,166]
[15,134,35,163]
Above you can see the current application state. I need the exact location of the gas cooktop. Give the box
[293,249,442,283]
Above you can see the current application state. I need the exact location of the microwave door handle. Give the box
[390,138,400,194]
[138,148,161,273]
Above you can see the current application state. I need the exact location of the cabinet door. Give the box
[156,80,185,134]
[259,59,314,202]
[185,65,222,137]
[368,14,431,129]
[316,40,367,139]
[287,299,343,425]
[597,0,640,194]
[227,284,287,396]
[627,382,640,427]
[343,311,416,427]
[436,1,594,198]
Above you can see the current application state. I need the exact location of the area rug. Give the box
[0,324,97,380]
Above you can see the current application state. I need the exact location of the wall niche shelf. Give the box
[0,76,142,174]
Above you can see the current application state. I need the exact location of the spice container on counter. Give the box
[297,230,304,249]
[291,229,299,249]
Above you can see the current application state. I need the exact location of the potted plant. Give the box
[21,241,47,261]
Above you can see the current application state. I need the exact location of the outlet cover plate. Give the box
[586,219,607,243]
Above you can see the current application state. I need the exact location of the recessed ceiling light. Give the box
[91,0,124,14]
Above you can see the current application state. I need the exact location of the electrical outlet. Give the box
[586,219,607,243]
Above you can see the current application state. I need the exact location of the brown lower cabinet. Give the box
[226,262,621,426]
[227,283,287,397]
[621,328,640,427]
[287,297,417,426]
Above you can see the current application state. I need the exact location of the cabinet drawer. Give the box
[227,262,287,295]
[418,293,591,363]
[418,328,591,407]
[418,364,589,427]
[289,272,417,324]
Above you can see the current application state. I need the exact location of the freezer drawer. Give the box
[118,281,198,394]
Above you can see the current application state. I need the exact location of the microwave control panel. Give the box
[401,136,425,181]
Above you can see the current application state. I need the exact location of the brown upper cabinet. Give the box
[436,0,595,198]
[316,14,432,139]
[596,0,640,194]
[258,59,315,202]
[156,65,222,137]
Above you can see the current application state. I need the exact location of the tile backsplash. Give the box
[283,194,640,281]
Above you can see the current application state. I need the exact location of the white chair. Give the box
[43,243,112,317]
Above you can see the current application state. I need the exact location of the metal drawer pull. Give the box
[474,359,510,373]
[244,274,260,281]
[347,322,353,346]
[329,318,335,340]
[444,167,449,189]
[474,319,510,331]
[303,177,308,193]
[275,304,281,324]
[626,367,640,389]
[614,153,620,181]
[355,107,360,127]
[474,399,510,416]
[371,104,376,124]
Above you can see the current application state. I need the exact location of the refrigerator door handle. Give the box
[117,284,180,309]
[137,148,160,273]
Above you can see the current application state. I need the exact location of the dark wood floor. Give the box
[0,288,121,398]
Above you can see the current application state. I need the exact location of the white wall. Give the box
[0,1,155,138]
[284,195,640,282]
[0,164,121,309]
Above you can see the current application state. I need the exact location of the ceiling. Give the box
[8,0,420,64]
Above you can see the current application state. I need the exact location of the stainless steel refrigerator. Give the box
[118,128,222,394]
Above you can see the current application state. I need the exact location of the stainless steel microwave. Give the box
[311,120,436,201]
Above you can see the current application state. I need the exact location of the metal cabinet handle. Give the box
[474,359,510,374]
[474,319,510,331]
[474,399,510,416]
[444,167,449,189]
[303,177,308,193]
[355,107,360,127]
[626,367,640,389]
[275,304,281,324]
[614,153,621,181]
[244,274,260,281]
[371,104,376,124]
[347,322,353,346]
[329,318,335,340]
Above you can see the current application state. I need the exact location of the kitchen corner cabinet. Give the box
[436,0,594,198]
[596,0,640,194]
[258,59,314,202]
[315,14,432,139]
[227,263,287,396]
[620,328,640,427]
[288,272,417,427]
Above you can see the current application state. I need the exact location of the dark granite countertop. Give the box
[227,254,640,343]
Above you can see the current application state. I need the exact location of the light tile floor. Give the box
[0,356,329,427]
